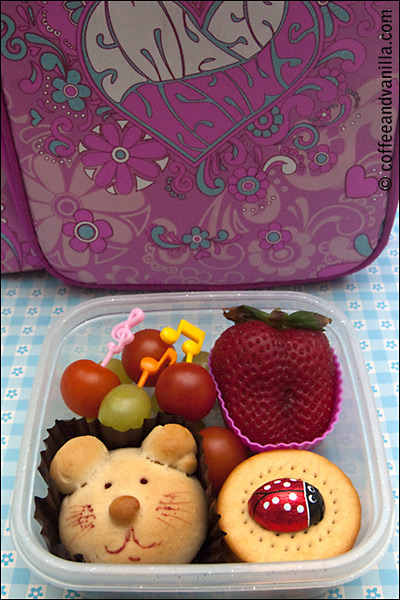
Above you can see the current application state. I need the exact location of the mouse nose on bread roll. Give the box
[109,495,140,525]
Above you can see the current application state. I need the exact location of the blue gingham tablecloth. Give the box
[1,211,399,600]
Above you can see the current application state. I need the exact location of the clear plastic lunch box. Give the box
[10,291,394,599]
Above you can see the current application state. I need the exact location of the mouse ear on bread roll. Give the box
[49,435,108,494]
[141,424,198,474]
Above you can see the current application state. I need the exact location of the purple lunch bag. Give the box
[1,1,398,290]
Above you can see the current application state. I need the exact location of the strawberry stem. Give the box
[222,306,332,331]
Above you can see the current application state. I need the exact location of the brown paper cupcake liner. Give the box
[34,413,225,564]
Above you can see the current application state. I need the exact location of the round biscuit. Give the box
[217,450,361,562]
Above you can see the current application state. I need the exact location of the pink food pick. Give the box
[101,308,145,367]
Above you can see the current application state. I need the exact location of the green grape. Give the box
[180,351,210,371]
[98,383,151,431]
[150,391,162,415]
[101,358,132,384]
[192,351,210,371]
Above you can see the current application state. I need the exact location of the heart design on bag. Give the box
[78,1,323,164]
[345,165,379,199]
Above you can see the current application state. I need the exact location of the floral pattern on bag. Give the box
[1,1,398,287]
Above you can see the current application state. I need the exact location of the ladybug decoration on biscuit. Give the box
[248,478,325,533]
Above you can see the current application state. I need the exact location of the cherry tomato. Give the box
[122,329,173,387]
[60,359,120,419]
[155,363,216,421]
[198,427,248,494]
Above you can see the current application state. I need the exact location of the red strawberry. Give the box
[210,306,338,446]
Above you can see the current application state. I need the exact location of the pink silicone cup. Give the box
[209,349,343,453]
